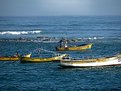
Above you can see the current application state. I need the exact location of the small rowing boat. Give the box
[20,54,67,63]
[0,53,20,61]
[0,57,19,61]
[59,53,121,67]
[56,43,92,51]
[56,39,93,51]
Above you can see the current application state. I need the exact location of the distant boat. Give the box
[20,54,67,63]
[56,43,93,51]
[56,39,92,51]
[59,53,121,67]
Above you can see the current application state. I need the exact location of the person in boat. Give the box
[14,52,21,57]
[64,40,68,48]
[59,39,68,48]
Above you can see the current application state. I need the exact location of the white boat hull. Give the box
[60,56,121,67]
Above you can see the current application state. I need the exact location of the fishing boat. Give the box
[56,43,92,51]
[0,53,31,61]
[0,57,19,61]
[56,39,92,51]
[0,53,20,61]
[60,53,121,67]
[20,54,67,63]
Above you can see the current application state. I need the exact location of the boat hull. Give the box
[20,54,67,63]
[60,54,121,67]
[56,44,92,51]
[0,57,19,61]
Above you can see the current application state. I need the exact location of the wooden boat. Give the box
[0,57,19,61]
[20,54,67,63]
[0,53,30,61]
[0,54,20,61]
[56,43,93,51]
[60,53,121,67]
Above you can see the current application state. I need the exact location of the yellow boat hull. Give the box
[56,43,92,51]
[20,54,67,63]
[0,57,19,61]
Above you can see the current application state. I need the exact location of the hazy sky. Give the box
[0,0,121,16]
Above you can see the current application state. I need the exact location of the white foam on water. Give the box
[0,30,42,35]
[85,37,104,40]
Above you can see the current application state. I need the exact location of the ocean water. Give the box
[0,16,121,90]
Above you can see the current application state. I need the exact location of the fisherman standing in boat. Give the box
[14,52,21,57]
[64,40,68,48]
[59,39,68,48]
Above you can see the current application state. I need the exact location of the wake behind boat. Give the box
[59,53,121,68]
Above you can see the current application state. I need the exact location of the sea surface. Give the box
[0,16,121,91]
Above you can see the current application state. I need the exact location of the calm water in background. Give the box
[0,16,121,90]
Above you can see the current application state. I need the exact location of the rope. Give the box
[30,48,60,56]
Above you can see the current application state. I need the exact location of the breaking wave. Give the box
[0,30,42,35]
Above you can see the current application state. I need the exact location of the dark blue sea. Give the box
[0,16,121,91]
